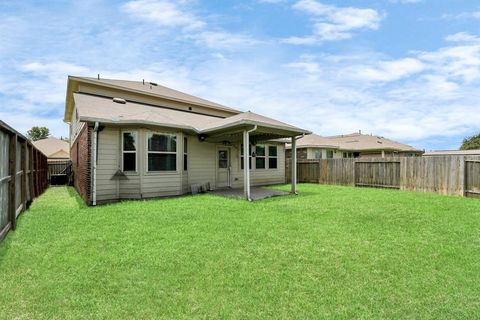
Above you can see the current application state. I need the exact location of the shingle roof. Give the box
[70,76,240,114]
[287,132,421,152]
[74,93,309,136]
[423,150,480,156]
[32,137,70,158]
[326,133,420,152]
[200,111,308,134]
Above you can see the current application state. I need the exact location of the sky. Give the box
[0,0,479,150]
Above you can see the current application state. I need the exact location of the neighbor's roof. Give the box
[32,137,70,159]
[287,132,421,152]
[423,150,480,156]
[326,133,421,152]
[69,76,240,114]
[74,93,309,136]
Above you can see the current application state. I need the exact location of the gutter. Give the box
[92,122,99,206]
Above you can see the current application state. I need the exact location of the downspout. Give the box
[243,125,257,201]
[92,122,99,206]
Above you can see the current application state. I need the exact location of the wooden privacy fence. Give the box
[48,160,72,185]
[0,120,48,242]
[287,156,480,198]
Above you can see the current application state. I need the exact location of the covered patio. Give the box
[201,111,311,201]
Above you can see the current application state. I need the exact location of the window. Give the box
[268,145,278,169]
[122,132,137,172]
[183,137,188,171]
[240,144,252,170]
[313,149,322,160]
[255,145,266,169]
[147,133,176,171]
[218,150,228,168]
[326,150,334,159]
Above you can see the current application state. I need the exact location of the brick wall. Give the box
[71,124,91,204]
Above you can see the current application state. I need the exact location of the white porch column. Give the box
[243,130,251,200]
[291,136,297,194]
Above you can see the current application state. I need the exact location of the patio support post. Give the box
[291,136,297,194]
[243,130,250,200]
[243,125,257,201]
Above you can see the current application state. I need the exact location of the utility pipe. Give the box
[92,122,99,206]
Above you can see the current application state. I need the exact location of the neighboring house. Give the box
[286,132,422,160]
[423,150,480,157]
[64,76,309,205]
[32,137,70,162]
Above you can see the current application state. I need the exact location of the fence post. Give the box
[21,140,27,212]
[8,134,17,231]
[29,145,34,204]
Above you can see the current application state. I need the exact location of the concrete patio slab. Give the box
[212,187,290,201]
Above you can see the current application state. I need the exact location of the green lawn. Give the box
[1,185,480,319]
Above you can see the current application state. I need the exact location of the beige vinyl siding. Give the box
[95,126,287,202]
[78,83,234,118]
[96,127,120,201]
[187,136,216,189]
[230,143,286,188]
[95,126,184,202]
[70,106,85,144]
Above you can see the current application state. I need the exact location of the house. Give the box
[32,137,70,162]
[64,76,310,205]
[423,150,480,157]
[286,132,422,160]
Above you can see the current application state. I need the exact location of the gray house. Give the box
[64,76,309,205]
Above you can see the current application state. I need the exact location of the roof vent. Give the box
[149,82,158,86]
[113,97,126,104]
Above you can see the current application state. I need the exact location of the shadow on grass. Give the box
[66,187,89,209]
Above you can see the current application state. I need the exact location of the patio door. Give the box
[216,148,230,188]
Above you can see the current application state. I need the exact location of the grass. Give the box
[1,184,480,319]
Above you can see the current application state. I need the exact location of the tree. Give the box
[27,126,50,141]
[460,133,480,150]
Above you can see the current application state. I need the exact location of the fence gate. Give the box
[465,160,480,198]
[48,160,72,185]
[354,160,401,189]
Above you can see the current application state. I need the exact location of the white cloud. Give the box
[281,36,317,45]
[284,61,321,74]
[258,0,287,3]
[188,31,262,50]
[445,32,480,44]
[442,11,480,20]
[287,0,383,43]
[389,0,422,4]
[348,58,425,82]
[121,0,205,30]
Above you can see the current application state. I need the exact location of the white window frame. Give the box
[183,136,188,172]
[326,149,334,159]
[240,143,252,171]
[314,148,322,160]
[268,145,278,170]
[146,131,177,173]
[255,144,267,170]
[121,131,138,173]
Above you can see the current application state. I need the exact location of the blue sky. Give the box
[1,0,479,150]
